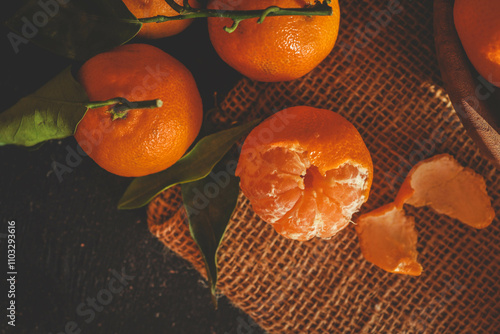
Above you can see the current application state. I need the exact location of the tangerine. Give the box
[123,0,198,39]
[75,43,203,177]
[454,0,500,87]
[207,0,340,82]
[235,106,373,241]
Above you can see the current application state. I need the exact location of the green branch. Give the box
[139,0,333,33]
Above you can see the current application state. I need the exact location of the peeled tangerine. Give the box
[236,106,373,241]
[356,154,495,276]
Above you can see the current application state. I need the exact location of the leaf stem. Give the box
[86,98,163,120]
[139,0,333,33]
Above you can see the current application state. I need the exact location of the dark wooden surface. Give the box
[0,4,266,334]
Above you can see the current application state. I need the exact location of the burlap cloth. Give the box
[147,1,499,333]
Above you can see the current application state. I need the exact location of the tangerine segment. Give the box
[395,154,495,229]
[355,203,422,276]
[236,107,373,241]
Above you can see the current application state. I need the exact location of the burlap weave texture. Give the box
[148,0,499,333]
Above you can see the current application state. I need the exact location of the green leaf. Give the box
[6,0,142,60]
[181,153,240,307]
[0,67,89,147]
[118,119,260,210]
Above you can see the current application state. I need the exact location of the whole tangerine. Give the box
[454,0,500,87]
[207,0,340,82]
[75,43,203,177]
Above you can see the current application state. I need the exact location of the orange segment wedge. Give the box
[355,203,422,276]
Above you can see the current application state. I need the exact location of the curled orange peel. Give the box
[394,154,495,229]
[356,154,495,276]
[355,203,422,276]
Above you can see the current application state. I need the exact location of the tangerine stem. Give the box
[140,0,333,33]
[257,6,281,24]
[224,19,242,33]
[86,98,163,120]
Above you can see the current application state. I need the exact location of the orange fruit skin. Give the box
[355,202,422,276]
[454,0,500,87]
[207,0,340,82]
[236,106,373,241]
[75,44,203,177]
[394,153,495,229]
[123,0,198,39]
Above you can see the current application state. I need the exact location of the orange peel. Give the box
[356,153,495,275]
[395,153,495,229]
[355,203,422,276]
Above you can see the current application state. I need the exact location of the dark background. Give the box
[0,3,266,334]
